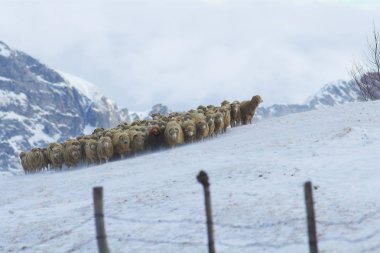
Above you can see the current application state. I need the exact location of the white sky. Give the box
[0,0,380,111]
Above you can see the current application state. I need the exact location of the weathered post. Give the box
[304,181,318,253]
[197,170,216,253]
[93,187,110,253]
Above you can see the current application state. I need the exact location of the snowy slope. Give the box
[1,100,379,253]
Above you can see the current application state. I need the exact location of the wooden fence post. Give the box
[304,181,318,253]
[197,170,216,253]
[93,187,110,253]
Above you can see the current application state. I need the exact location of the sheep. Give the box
[230,101,241,127]
[92,127,105,139]
[219,105,231,133]
[164,120,184,148]
[191,113,210,141]
[26,148,45,173]
[197,105,207,113]
[19,151,30,174]
[129,130,146,154]
[41,148,51,170]
[240,95,263,125]
[206,114,215,138]
[221,100,230,107]
[63,140,82,168]
[97,136,114,163]
[213,112,225,136]
[182,119,197,143]
[47,142,64,170]
[84,139,99,165]
[112,131,131,158]
[147,125,164,150]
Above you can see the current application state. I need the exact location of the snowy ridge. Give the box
[57,70,104,104]
[256,79,362,120]
[0,41,11,57]
[1,101,379,252]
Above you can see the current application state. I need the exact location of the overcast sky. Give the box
[1,0,380,111]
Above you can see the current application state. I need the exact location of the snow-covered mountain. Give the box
[255,80,362,120]
[1,100,379,252]
[0,41,130,174]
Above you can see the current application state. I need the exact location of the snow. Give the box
[130,110,150,121]
[0,76,13,82]
[1,101,379,253]
[83,124,95,135]
[57,70,105,103]
[0,90,27,107]
[28,124,59,146]
[0,42,11,57]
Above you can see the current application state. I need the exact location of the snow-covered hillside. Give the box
[1,101,379,253]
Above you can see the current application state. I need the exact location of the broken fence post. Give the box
[304,181,319,253]
[93,187,110,253]
[197,170,216,253]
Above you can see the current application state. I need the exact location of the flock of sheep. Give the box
[19,95,263,174]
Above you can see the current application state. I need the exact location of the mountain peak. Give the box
[0,41,12,58]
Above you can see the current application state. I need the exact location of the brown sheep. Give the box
[218,106,231,133]
[182,119,197,143]
[47,142,64,170]
[84,139,99,165]
[97,136,114,163]
[129,130,146,154]
[164,120,184,148]
[147,125,164,150]
[206,114,215,138]
[63,140,82,168]
[240,95,263,125]
[41,148,51,170]
[230,101,241,127]
[197,105,207,113]
[191,113,209,141]
[213,112,225,136]
[92,127,105,139]
[26,148,45,173]
[19,151,30,174]
[112,131,131,158]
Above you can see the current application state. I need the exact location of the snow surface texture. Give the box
[1,101,379,253]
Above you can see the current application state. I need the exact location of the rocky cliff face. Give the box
[0,41,129,174]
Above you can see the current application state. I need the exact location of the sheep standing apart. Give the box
[84,139,99,165]
[182,119,197,143]
[240,95,263,125]
[112,131,131,158]
[164,121,184,148]
[47,143,64,170]
[129,130,146,154]
[230,101,241,127]
[26,148,45,173]
[97,136,114,163]
[63,140,82,168]
[19,151,30,174]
